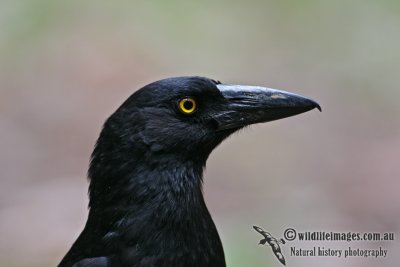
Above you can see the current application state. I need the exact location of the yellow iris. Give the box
[178,97,197,115]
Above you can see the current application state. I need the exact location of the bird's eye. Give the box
[178,97,197,115]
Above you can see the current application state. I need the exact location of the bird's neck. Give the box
[88,155,205,209]
[86,157,225,266]
[87,152,219,236]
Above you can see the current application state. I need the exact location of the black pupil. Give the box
[183,99,193,110]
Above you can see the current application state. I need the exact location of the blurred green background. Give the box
[1,1,399,266]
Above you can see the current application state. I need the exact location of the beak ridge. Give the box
[214,84,321,131]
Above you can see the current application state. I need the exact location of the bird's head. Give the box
[92,76,320,166]
[88,76,320,206]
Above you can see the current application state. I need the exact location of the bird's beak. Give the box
[213,84,321,131]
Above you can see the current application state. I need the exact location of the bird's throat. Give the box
[86,160,226,266]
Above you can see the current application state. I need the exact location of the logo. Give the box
[253,227,394,265]
[253,226,286,265]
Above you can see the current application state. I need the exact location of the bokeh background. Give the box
[1,1,399,266]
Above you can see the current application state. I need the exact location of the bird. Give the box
[58,76,320,267]
[253,226,286,265]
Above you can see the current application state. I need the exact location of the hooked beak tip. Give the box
[312,100,322,112]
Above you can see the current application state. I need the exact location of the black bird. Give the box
[59,76,320,267]
[253,226,286,265]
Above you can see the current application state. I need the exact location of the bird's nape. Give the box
[59,76,320,267]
